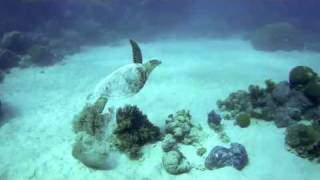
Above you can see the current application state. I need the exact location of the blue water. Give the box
[0,1,320,180]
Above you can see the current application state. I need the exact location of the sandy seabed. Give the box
[0,38,320,180]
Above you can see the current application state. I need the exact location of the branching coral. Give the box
[113,105,161,159]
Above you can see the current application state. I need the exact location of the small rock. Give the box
[161,134,178,152]
[72,132,112,170]
[162,150,191,175]
[218,131,231,144]
[197,147,207,157]
[208,110,222,127]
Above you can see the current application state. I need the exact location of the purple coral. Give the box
[208,110,222,126]
[205,143,248,170]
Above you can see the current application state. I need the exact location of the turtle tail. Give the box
[130,39,143,64]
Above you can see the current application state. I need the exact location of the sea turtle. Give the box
[87,40,161,104]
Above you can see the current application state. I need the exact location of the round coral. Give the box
[236,113,251,128]
[289,66,317,89]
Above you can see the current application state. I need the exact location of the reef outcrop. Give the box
[72,97,114,170]
[250,22,304,51]
[217,66,320,128]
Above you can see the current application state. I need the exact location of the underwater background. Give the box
[0,0,320,180]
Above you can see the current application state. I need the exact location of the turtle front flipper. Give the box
[94,96,108,113]
[130,39,143,64]
[143,59,161,77]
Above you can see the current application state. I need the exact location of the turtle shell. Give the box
[88,63,147,103]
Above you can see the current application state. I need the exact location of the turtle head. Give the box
[143,59,161,77]
[149,59,161,66]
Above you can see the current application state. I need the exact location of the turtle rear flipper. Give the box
[130,39,143,64]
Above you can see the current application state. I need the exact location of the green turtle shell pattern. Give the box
[87,63,148,103]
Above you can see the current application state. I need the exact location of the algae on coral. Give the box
[285,124,320,160]
[72,96,110,138]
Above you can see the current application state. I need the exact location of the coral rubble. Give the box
[207,110,230,143]
[196,147,207,157]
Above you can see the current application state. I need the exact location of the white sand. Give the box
[0,38,319,180]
